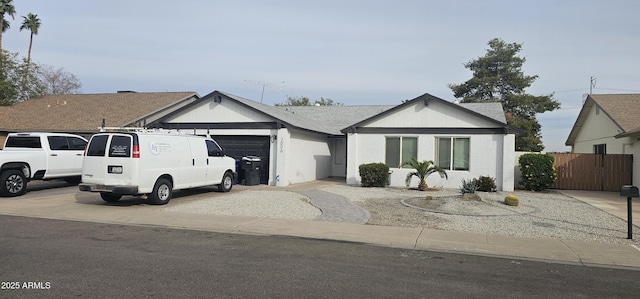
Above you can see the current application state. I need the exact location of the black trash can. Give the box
[241,156,262,186]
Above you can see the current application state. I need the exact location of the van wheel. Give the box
[0,170,27,197]
[149,178,172,205]
[100,192,122,202]
[218,171,233,192]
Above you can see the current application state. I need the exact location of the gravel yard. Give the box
[163,184,640,246]
[321,185,640,245]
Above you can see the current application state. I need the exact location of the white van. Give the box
[79,129,236,204]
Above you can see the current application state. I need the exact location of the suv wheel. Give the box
[0,170,27,197]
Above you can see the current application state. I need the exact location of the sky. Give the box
[3,0,640,152]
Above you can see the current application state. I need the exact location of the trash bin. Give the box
[241,156,261,186]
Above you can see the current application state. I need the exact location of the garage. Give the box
[212,135,270,185]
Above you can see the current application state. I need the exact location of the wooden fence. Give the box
[549,153,632,191]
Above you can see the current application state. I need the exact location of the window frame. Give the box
[385,136,418,168]
[436,137,470,171]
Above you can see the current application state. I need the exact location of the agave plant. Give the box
[401,158,448,191]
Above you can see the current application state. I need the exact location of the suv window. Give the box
[86,135,109,156]
[48,136,70,150]
[109,135,131,157]
[68,137,88,150]
[5,136,42,148]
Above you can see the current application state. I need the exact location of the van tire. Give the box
[149,178,172,205]
[218,171,233,192]
[0,170,27,197]
[100,192,122,202]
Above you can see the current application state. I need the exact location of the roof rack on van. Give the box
[98,127,192,135]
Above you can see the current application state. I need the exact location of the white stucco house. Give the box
[565,93,640,186]
[150,91,518,191]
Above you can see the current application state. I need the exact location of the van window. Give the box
[5,136,41,148]
[206,140,223,157]
[86,135,109,156]
[109,135,131,157]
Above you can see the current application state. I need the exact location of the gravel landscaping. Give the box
[321,185,640,245]
[163,184,640,246]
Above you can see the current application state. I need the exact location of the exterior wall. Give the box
[283,129,332,185]
[167,99,273,123]
[572,104,627,154]
[346,133,515,191]
[365,100,498,128]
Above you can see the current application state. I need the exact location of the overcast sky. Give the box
[4,0,639,152]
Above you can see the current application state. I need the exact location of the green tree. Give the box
[0,0,15,51]
[0,50,45,105]
[401,158,448,191]
[20,13,41,74]
[275,96,342,106]
[448,38,560,151]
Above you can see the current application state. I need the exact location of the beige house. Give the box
[565,93,640,185]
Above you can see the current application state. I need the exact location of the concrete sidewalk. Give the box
[1,184,640,270]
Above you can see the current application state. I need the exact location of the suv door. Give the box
[47,136,87,177]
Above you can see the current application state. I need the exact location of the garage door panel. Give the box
[212,135,270,184]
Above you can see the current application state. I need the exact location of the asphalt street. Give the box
[1,215,639,298]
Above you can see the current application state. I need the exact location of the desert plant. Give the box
[359,163,389,187]
[460,178,477,194]
[401,158,448,191]
[425,194,433,200]
[519,153,557,191]
[504,194,519,206]
[476,176,497,192]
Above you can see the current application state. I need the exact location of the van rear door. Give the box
[83,134,137,186]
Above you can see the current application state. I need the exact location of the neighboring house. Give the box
[150,91,518,191]
[565,93,640,186]
[0,91,200,147]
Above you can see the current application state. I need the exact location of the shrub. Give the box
[359,163,389,187]
[519,153,557,191]
[425,194,433,200]
[504,194,519,206]
[460,178,477,194]
[476,176,497,192]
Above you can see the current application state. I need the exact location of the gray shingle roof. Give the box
[216,92,509,135]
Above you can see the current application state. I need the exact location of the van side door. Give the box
[186,137,208,187]
[206,139,226,185]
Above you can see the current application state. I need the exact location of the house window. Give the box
[594,144,606,155]
[437,137,470,171]
[385,137,417,168]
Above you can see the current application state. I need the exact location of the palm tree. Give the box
[20,13,40,72]
[0,0,15,51]
[401,158,448,191]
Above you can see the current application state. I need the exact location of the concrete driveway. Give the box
[557,190,640,224]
